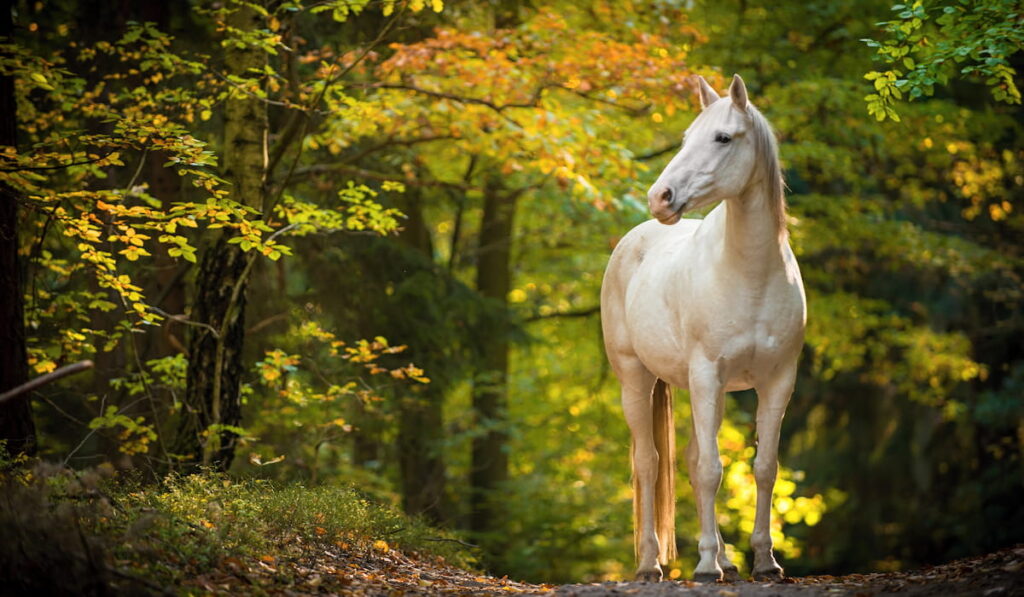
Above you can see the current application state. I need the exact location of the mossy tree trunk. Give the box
[395,192,448,523]
[172,2,267,471]
[0,5,35,457]
[467,0,525,539]
[470,179,517,534]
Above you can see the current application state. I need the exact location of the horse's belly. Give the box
[628,309,800,392]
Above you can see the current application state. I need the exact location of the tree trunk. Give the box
[465,1,524,537]
[398,384,448,522]
[172,3,267,471]
[470,180,517,534]
[0,5,36,457]
[395,192,448,523]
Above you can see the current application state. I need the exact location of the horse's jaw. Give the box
[656,210,682,225]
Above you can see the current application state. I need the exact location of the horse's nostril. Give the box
[660,188,673,204]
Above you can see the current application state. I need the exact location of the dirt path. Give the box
[193,543,1024,596]
[548,545,1024,596]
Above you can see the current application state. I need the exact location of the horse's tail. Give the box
[632,378,677,565]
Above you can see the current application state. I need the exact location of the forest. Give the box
[1,0,1022,593]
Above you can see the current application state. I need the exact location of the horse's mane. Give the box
[746,103,788,237]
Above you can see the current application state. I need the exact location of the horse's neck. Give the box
[715,186,785,275]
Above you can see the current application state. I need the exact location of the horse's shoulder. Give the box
[616,218,699,253]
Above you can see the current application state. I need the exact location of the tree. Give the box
[469,1,525,540]
[172,1,269,471]
[330,1,701,560]
[863,0,1023,121]
[0,4,35,457]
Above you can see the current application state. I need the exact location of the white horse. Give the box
[601,74,806,583]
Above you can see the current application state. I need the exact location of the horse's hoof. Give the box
[693,571,723,584]
[635,569,663,583]
[751,566,784,582]
[721,566,741,582]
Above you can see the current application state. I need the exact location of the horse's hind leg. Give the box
[750,368,797,581]
[687,413,740,582]
[618,357,662,582]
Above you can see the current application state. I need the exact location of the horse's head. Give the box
[648,74,761,225]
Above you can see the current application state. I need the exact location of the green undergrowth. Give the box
[0,461,476,595]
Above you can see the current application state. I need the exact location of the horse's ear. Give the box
[729,74,748,111]
[693,75,720,110]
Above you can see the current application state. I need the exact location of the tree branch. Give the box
[340,133,457,165]
[525,305,600,322]
[368,82,546,112]
[635,143,679,161]
[294,163,477,191]
[0,360,94,404]
[0,154,112,172]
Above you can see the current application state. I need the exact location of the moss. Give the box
[1,463,476,594]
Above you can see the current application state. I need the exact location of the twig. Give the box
[120,298,172,465]
[41,395,88,426]
[635,143,680,161]
[365,82,527,127]
[106,564,169,594]
[423,537,478,548]
[247,312,289,335]
[0,360,94,404]
[338,133,456,166]
[210,68,307,111]
[124,148,149,193]
[294,163,476,191]
[0,154,111,172]
[525,305,600,322]
[146,306,220,339]
[63,426,103,468]
[266,221,299,243]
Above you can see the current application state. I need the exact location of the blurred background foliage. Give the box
[1,0,1021,585]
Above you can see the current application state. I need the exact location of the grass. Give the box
[1,461,476,594]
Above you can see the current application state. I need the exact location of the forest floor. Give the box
[187,543,1024,596]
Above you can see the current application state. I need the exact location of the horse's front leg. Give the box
[619,359,662,581]
[750,367,797,581]
[687,414,740,582]
[688,357,726,583]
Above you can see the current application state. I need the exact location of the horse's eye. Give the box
[715,132,732,144]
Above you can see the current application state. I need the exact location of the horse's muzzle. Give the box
[648,186,683,224]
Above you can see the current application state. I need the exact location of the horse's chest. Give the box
[692,299,788,359]
[626,275,803,389]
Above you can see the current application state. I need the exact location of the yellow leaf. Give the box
[373,540,389,552]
